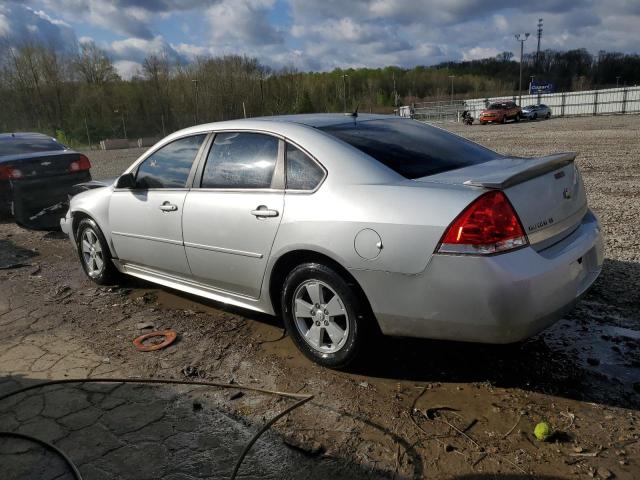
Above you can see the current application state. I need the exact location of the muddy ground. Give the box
[1,115,639,479]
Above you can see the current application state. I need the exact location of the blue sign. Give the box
[529,82,554,94]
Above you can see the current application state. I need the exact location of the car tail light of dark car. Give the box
[437,191,528,255]
[0,165,23,180]
[69,154,91,172]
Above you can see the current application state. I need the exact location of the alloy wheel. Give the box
[81,228,105,278]
[292,280,350,354]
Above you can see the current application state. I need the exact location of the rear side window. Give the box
[136,134,205,188]
[201,132,278,189]
[286,143,324,190]
[0,136,66,156]
[320,119,499,179]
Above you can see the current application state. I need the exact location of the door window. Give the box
[285,143,324,190]
[201,132,278,189]
[136,134,205,189]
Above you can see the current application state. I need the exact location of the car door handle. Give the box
[251,206,279,218]
[159,202,178,212]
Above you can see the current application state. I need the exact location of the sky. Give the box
[1,0,639,79]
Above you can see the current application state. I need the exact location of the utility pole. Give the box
[192,79,199,124]
[392,72,398,109]
[342,74,349,113]
[84,116,91,150]
[448,75,455,104]
[536,18,543,70]
[515,33,530,106]
[114,109,127,139]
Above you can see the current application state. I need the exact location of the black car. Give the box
[0,132,91,229]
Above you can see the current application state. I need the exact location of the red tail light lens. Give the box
[0,165,23,180]
[438,191,528,255]
[69,154,91,172]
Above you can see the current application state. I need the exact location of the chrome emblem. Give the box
[563,187,572,199]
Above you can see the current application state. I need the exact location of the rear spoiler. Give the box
[463,152,576,189]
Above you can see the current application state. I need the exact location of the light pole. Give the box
[515,33,530,106]
[342,74,349,113]
[448,75,455,104]
[192,79,199,124]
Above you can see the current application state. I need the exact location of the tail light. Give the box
[437,191,528,255]
[0,165,23,180]
[69,154,91,172]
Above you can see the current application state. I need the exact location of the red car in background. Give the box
[479,101,522,124]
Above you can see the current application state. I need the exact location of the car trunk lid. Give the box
[0,150,83,178]
[416,152,588,250]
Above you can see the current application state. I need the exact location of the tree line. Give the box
[0,41,638,146]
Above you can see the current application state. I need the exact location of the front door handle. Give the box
[251,205,279,218]
[159,202,178,212]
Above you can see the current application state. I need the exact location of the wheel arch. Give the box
[268,249,379,331]
[70,209,118,257]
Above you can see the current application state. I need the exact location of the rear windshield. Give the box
[0,136,66,156]
[488,103,506,109]
[319,119,499,179]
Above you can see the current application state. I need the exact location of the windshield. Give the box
[0,136,66,156]
[487,103,505,109]
[524,105,537,110]
[319,118,499,179]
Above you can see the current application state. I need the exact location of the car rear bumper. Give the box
[351,209,603,343]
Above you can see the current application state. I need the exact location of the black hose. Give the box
[0,431,84,480]
[0,377,313,480]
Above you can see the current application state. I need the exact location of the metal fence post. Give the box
[622,88,628,114]
[593,89,598,116]
[561,92,566,117]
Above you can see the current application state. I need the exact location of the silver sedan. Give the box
[61,114,603,368]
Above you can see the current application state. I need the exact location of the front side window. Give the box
[201,132,278,189]
[136,134,205,189]
[286,143,324,190]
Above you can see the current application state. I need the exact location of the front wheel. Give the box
[515,113,520,122]
[546,112,551,119]
[76,218,119,285]
[281,263,367,369]
[501,115,507,124]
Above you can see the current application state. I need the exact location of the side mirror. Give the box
[115,172,136,189]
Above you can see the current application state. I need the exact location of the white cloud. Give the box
[463,47,501,61]
[113,59,141,79]
[206,0,283,46]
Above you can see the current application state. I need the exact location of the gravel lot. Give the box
[1,115,638,479]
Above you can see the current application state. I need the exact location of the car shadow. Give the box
[115,258,639,412]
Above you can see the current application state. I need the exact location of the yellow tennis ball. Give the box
[534,422,552,441]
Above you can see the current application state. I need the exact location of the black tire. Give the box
[75,218,119,285]
[480,121,487,125]
[546,112,551,119]
[281,262,368,369]
[533,113,538,120]
[515,113,520,122]
[501,115,507,124]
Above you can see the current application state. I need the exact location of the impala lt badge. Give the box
[563,187,572,199]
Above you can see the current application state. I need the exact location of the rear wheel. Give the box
[515,113,520,122]
[76,218,118,285]
[501,115,507,124]
[546,112,551,119]
[533,113,538,120]
[281,262,366,369]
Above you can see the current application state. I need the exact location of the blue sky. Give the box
[1,1,639,78]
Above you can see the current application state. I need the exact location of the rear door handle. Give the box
[159,202,178,212]
[251,205,279,218]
